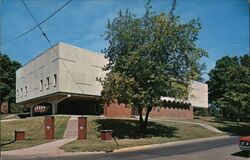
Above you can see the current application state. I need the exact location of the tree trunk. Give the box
[137,106,153,133]
[237,106,240,126]
[138,107,144,131]
[144,106,152,127]
[7,100,11,114]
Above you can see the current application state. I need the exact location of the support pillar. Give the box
[52,103,57,115]
[45,116,54,139]
[78,116,87,140]
[30,106,34,117]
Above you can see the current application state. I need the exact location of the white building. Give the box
[16,42,208,117]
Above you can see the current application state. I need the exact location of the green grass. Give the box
[0,116,70,151]
[162,116,250,136]
[61,117,224,152]
[201,118,250,136]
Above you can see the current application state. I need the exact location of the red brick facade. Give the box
[103,100,132,117]
[104,101,193,119]
[146,106,193,119]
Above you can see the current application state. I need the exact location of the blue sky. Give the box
[0,0,249,80]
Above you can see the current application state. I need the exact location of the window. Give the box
[17,90,19,99]
[46,77,49,89]
[25,86,28,96]
[53,74,57,87]
[40,80,43,91]
[20,88,23,98]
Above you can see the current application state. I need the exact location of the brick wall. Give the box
[103,100,132,117]
[104,100,193,119]
[146,106,193,119]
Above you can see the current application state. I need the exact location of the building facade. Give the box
[16,42,208,118]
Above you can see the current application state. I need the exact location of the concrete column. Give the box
[30,106,34,117]
[52,103,57,115]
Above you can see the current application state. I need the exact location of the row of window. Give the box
[16,86,28,99]
[40,74,57,91]
[17,74,57,99]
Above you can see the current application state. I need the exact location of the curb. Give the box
[114,135,235,153]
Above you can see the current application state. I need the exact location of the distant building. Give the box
[16,42,208,118]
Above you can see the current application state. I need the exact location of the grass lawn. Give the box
[0,116,70,151]
[161,116,250,136]
[61,117,224,152]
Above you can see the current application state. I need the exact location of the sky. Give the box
[0,0,249,80]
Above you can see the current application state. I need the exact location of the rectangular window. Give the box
[25,86,28,96]
[53,74,57,87]
[40,80,43,91]
[46,77,49,89]
[20,88,23,98]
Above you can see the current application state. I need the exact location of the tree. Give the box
[207,54,250,124]
[0,53,21,113]
[101,1,207,131]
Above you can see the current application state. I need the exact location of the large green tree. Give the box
[101,1,207,131]
[0,53,21,113]
[207,54,250,124]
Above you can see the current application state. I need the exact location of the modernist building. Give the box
[16,42,208,118]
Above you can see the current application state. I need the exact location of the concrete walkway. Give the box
[63,116,78,138]
[152,118,223,133]
[1,138,76,157]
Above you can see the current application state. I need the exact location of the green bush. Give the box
[10,103,21,113]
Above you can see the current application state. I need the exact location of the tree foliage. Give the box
[207,54,250,123]
[101,1,207,130]
[0,53,21,113]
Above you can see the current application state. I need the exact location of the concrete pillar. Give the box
[45,116,54,139]
[52,103,57,115]
[30,106,34,117]
[78,116,87,140]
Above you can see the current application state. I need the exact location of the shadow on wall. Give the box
[94,119,178,139]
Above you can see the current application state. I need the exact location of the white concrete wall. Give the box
[188,80,208,108]
[57,43,107,96]
[16,45,60,103]
[16,42,208,108]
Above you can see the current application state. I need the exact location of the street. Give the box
[2,136,249,160]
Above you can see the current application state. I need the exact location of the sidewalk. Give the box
[63,116,78,138]
[1,138,76,157]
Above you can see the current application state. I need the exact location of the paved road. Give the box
[2,136,249,160]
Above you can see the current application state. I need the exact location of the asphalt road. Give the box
[2,136,250,160]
